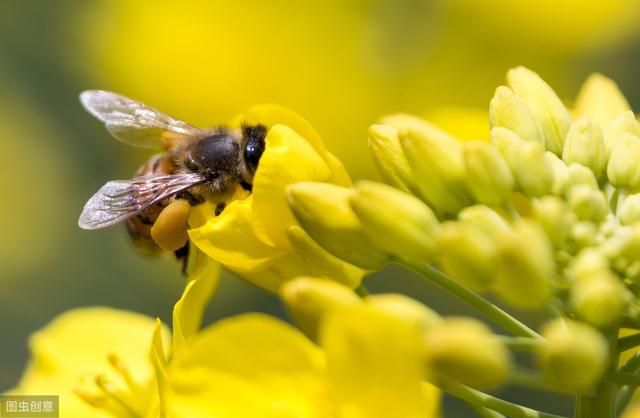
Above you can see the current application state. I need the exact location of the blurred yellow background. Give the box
[2,0,640,416]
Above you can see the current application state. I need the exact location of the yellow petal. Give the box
[233,104,351,186]
[172,255,220,357]
[574,73,631,129]
[10,308,170,418]
[320,305,437,418]
[188,197,285,272]
[168,313,328,418]
[251,124,333,249]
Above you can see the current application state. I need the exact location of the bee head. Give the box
[242,124,267,174]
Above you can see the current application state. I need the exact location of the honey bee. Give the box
[78,90,267,261]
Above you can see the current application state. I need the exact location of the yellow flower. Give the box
[8,256,218,418]
[188,105,365,292]
[7,307,171,418]
[166,305,439,418]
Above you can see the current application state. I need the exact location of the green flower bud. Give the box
[463,141,514,205]
[287,182,389,269]
[620,193,640,225]
[569,221,599,249]
[562,117,607,179]
[491,127,522,173]
[495,221,554,308]
[545,152,569,195]
[424,317,512,389]
[438,221,498,291]
[564,163,599,194]
[457,205,511,236]
[489,85,545,145]
[349,181,440,263]
[384,113,471,214]
[287,225,364,288]
[366,294,442,332]
[574,73,631,130]
[571,270,630,328]
[368,124,417,193]
[566,248,609,281]
[532,196,575,249]
[567,185,608,223]
[514,141,554,197]
[538,319,608,392]
[280,277,361,340]
[607,133,640,189]
[604,111,640,158]
[507,67,572,155]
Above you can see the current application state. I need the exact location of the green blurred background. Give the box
[2,0,640,416]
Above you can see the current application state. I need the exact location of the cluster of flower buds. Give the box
[287,66,640,394]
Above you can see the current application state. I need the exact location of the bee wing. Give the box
[80,90,203,148]
[78,173,205,230]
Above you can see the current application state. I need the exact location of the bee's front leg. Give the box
[215,203,226,216]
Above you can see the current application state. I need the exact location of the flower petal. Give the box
[10,308,170,418]
[172,250,220,358]
[167,313,328,418]
[320,305,438,418]
[251,124,333,249]
[188,197,285,272]
[574,73,631,129]
[232,104,351,186]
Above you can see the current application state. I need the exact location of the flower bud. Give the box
[507,67,572,155]
[574,73,630,130]
[287,226,364,288]
[563,163,599,194]
[287,182,389,269]
[495,221,553,308]
[532,196,575,249]
[150,198,191,251]
[384,114,471,214]
[438,221,498,291]
[607,133,640,189]
[545,152,569,195]
[491,127,522,173]
[513,141,554,197]
[489,85,545,144]
[463,141,514,205]
[566,248,609,281]
[620,193,640,225]
[569,221,599,249]
[621,402,640,418]
[349,181,440,263]
[571,270,630,328]
[368,124,417,193]
[567,185,608,224]
[457,205,511,236]
[537,319,608,392]
[366,294,442,332]
[604,111,640,158]
[562,117,606,179]
[281,277,361,340]
[424,317,511,389]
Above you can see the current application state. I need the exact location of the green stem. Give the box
[616,352,640,414]
[618,332,640,352]
[498,336,543,351]
[436,376,568,418]
[510,367,575,395]
[575,330,619,418]
[399,259,541,339]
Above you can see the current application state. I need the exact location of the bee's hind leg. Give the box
[215,202,226,216]
[176,190,205,206]
[174,243,190,276]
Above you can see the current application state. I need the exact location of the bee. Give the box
[78,90,267,261]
